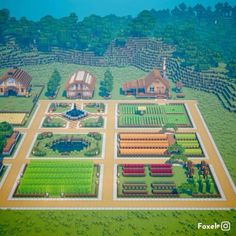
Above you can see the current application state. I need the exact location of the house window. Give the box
[150,85,155,93]
[0,88,3,93]
[21,88,24,93]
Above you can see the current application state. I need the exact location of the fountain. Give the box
[63,103,88,120]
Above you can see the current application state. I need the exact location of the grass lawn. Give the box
[42,117,67,128]
[0,210,235,236]
[0,86,42,112]
[80,117,104,128]
[48,102,73,113]
[83,103,106,113]
[31,133,103,158]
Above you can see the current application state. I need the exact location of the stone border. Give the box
[26,103,40,129]
[0,164,11,190]
[113,164,225,201]
[9,164,104,201]
[0,207,234,210]
[195,104,236,194]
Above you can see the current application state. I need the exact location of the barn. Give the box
[0,68,32,97]
[65,70,96,99]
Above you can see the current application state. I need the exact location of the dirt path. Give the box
[0,99,235,209]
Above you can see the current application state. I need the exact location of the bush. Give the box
[84,147,100,156]
[32,147,46,156]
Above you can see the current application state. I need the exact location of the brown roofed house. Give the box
[65,70,96,99]
[122,69,170,98]
[0,68,32,97]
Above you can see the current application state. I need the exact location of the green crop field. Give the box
[175,133,203,156]
[118,103,191,127]
[15,160,98,197]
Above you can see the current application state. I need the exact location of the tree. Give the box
[46,69,61,98]
[0,121,13,137]
[209,182,215,194]
[99,69,113,98]
[0,134,6,154]
[162,123,178,132]
[202,182,206,194]
[169,154,187,163]
[167,143,185,155]
[130,10,156,37]
[226,59,236,79]
[192,182,199,194]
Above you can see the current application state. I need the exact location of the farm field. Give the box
[0,99,235,211]
[14,160,99,198]
[118,103,192,127]
[0,64,234,186]
[117,132,204,157]
[31,132,103,158]
[117,163,220,198]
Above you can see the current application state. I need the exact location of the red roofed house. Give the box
[0,68,32,97]
[122,69,170,98]
[65,70,96,99]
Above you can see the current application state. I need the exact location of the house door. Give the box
[5,86,18,96]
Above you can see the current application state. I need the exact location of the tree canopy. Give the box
[0,2,235,74]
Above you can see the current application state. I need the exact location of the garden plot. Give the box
[117,161,220,198]
[47,102,73,113]
[83,103,106,114]
[30,132,103,158]
[42,116,67,128]
[118,103,192,128]
[14,160,100,198]
[79,116,104,128]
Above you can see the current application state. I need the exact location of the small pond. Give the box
[51,140,89,153]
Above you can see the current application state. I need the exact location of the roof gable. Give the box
[0,68,32,87]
